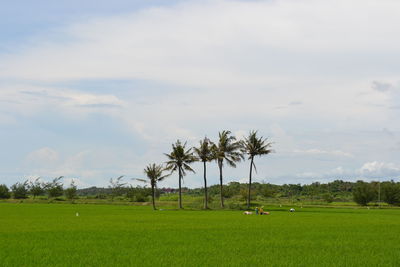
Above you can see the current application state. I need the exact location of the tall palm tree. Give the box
[137,163,170,210]
[193,137,214,209]
[165,140,196,209]
[213,130,243,208]
[242,130,273,209]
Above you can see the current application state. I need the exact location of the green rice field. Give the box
[1,203,399,266]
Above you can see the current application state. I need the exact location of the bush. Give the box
[353,181,376,206]
[95,194,107,199]
[0,184,11,199]
[11,181,29,199]
[135,194,148,202]
[382,181,400,206]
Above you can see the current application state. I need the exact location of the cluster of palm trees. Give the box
[140,130,273,210]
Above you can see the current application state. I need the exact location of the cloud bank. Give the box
[0,0,399,187]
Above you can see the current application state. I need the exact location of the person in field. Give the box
[259,206,270,215]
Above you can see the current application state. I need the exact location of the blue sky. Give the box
[1,0,400,188]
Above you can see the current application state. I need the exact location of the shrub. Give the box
[135,194,148,202]
[95,194,107,199]
[11,181,29,199]
[353,181,376,206]
[0,184,11,199]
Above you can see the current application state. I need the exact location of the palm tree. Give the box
[193,137,214,209]
[213,130,243,208]
[137,163,170,210]
[242,130,273,209]
[165,140,196,209]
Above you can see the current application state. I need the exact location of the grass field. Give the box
[1,203,399,266]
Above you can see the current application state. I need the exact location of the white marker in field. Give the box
[76,212,79,217]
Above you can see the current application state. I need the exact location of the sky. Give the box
[1,0,400,188]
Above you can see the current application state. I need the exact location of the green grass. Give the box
[1,203,399,266]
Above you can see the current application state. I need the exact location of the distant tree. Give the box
[193,137,215,209]
[137,163,170,210]
[381,181,400,206]
[303,182,322,201]
[165,140,196,209]
[46,176,64,198]
[353,181,376,206]
[29,178,46,198]
[224,182,242,198]
[213,130,243,208]
[11,181,29,199]
[65,180,77,201]
[126,186,136,202]
[241,130,273,208]
[108,176,126,201]
[322,193,334,203]
[0,184,11,199]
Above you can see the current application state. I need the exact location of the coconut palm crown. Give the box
[213,130,243,208]
[165,140,196,209]
[241,130,273,208]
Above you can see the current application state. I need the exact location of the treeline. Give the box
[0,177,77,201]
[202,180,400,206]
[3,177,398,207]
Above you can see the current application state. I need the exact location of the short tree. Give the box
[29,178,46,198]
[11,181,29,199]
[109,176,126,201]
[65,180,77,201]
[137,163,170,210]
[353,181,376,206]
[382,181,400,206]
[46,176,64,198]
[0,184,11,199]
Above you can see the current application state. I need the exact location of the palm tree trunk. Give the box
[178,166,183,209]
[152,185,156,210]
[247,156,254,209]
[219,161,224,208]
[203,161,208,209]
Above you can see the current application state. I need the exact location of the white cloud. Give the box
[0,85,124,121]
[358,161,400,178]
